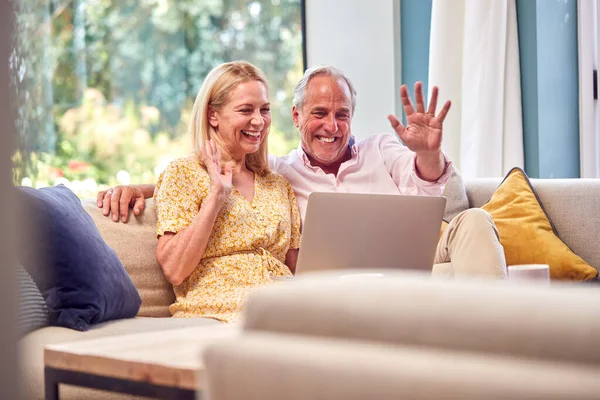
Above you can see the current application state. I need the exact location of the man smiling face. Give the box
[292,75,353,174]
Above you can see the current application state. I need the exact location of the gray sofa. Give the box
[18,199,220,400]
[463,177,599,275]
[18,176,600,399]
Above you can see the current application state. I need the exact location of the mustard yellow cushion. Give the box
[480,167,597,281]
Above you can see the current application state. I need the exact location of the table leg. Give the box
[44,366,196,399]
[44,367,59,400]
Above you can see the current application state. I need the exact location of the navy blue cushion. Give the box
[16,185,141,331]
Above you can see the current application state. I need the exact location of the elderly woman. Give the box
[154,61,300,323]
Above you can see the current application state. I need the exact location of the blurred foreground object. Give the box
[204,271,600,400]
[1,1,18,398]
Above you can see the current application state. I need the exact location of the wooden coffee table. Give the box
[44,323,239,400]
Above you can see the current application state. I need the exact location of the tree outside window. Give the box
[12,0,304,197]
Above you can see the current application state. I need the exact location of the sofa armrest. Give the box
[213,274,600,399]
[242,272,600,365]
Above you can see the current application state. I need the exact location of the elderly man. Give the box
[98,66,506,278]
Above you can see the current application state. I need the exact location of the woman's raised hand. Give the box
[202,139,232,202]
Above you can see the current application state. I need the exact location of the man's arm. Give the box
[96,184,156,223]
[414,151,446,182]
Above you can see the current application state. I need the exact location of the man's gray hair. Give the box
[292,65,357,115]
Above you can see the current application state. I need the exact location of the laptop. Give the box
[295,192,446,275]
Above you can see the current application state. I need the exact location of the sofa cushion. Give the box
[17,265,49,337]
[441,166,469,222]
[82,199,175,317]
[480,168,597,281]
[16,185,142,331]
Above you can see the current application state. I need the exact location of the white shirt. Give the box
[270,133,452,220]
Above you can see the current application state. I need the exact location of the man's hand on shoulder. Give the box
[96,184,155,223]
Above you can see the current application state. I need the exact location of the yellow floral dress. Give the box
[154,156,301,323]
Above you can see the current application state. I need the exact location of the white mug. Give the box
[507,264,550,284]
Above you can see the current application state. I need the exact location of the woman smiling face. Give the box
[208,79,271,161]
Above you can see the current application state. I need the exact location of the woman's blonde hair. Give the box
[189,61,271,176]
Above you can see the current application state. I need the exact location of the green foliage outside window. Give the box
[12,0,303,198]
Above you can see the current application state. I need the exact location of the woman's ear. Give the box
[208,107,219,128]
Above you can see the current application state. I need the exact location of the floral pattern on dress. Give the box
[154,156,301,323]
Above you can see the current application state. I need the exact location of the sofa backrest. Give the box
[82,199,174,317]
[465,178,600,272]
[441,166,470,222]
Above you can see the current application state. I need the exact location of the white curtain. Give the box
[578,0,600,178]
[428,0,524,179]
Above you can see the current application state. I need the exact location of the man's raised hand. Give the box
[387,82,451,156]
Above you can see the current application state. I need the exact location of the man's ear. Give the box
[208,107,219,128]
[292,106,300,128]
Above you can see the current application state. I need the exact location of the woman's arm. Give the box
[156,140,232,286]
[285,248,299,275]
[284,176,301,276]
[156,192,226,285]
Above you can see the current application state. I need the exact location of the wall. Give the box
[304,0,400,139]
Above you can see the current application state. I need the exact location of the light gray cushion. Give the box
[442,166,469,222]
[17,266,49,337]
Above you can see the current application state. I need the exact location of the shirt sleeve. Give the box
[286,179,302,250]
[377,133,452,196]
[154,159,207,236]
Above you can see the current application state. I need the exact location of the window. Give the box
[12,0,305,197]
